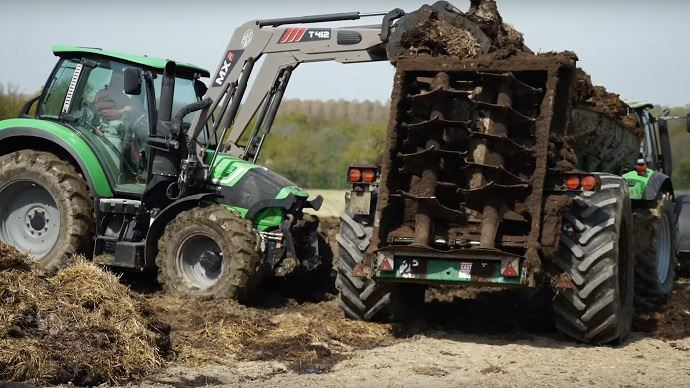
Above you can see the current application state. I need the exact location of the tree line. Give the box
[3,84,690,189]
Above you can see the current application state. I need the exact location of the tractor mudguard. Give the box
[643,172,673,201]
[144,192,222,266]
[676,194,690,253]
[0,119,114,198]
[623,169,673,201]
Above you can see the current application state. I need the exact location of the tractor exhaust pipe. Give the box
[157,61,176,124]
[143,61,181,207]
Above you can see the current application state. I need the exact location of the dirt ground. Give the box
[112,217,690,387]
[136,280,690,388]
[126,213,690,388]
[141,334,690,388]
[3,219,689,387]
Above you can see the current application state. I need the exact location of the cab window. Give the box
[40,59,79,117]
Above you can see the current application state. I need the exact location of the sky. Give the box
[1,0,690,106]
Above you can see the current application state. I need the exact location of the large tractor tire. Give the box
[156,205,262,302]
[553,174,634,344]
[336,208,424,321]
[0,150,94,273]
[633,193,677,302]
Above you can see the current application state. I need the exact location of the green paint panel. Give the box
[376,258,524,285]
[223,205,282,231]
[623,168,653,200]
[208,150,309,231]
[52,45,209,77]
[253,207,284,231]
[0,118,114,197]
[276,185,308,199]
[207,151,259,187]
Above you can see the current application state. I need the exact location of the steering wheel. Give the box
[130,112,148,132]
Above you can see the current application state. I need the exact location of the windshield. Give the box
[153,75,210,145]
[152,76,198,124]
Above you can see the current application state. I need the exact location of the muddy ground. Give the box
[137,283,690,387]
[2,218,687,387]
[120,217,690,388]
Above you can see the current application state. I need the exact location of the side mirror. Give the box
[686,113,690,133]
[123,67,142,95]
[194,79,208,99]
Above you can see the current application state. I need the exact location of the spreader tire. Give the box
[553,174,634,344]
[336,203,424,321]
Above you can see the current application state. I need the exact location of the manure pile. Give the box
[0,244,170,386]
[387,0,644,172]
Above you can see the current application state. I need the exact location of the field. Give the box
[303,189,346,218]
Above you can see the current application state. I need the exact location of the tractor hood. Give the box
[207,152,314,228]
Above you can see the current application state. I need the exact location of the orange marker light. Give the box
[362,169,376,184]
[581,175,596,191]
[565,175,580,190]
[348,168,362,183]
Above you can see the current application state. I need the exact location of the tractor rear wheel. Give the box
[0,150,94,273]
[633,194,677,302]
[156,205,262,302]
[553,174,634,344]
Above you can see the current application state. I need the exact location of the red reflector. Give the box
[348,168,362,183]
[581,175,596,191]
[565,175,580,190]
[379,257,394,272]
[362,169,376,184]
[502,262,518,277]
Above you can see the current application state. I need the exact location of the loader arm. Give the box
[185,10,404,180]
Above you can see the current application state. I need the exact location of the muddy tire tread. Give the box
[156,205,261,301]
[633,194,677,301]
[553,173,634,344]
[0,150,94,273]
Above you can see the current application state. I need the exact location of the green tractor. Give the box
[0,9,416,299]
[0,45,325,300]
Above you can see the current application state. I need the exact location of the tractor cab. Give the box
[35,45,209,196]
[4,45,319,279]
[622,101,675,200]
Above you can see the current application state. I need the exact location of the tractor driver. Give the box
[91,68,148,182]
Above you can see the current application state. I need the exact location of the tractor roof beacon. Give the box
[0,9,407,300]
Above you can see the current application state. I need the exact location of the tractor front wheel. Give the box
[156,205,262,302]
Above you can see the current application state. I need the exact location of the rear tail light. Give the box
[362,169,376,184]
[348,166,379,184]
[565,174,596,191]
[581,175,596,191]
[565,175,580,190]
[348,168,362,183]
